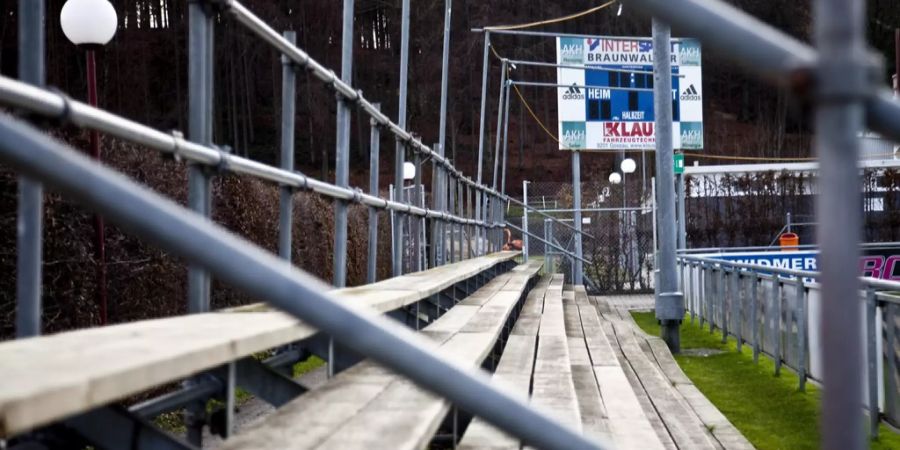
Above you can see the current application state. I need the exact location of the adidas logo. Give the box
[680,84,701,101]
[562,83,584,100]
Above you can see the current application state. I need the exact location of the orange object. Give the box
[779,232,799,251]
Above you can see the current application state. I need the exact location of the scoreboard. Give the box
[556,36,703,151]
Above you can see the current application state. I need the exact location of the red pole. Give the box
[86,50,107,325]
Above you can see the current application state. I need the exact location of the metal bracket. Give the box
[66,406,197,450]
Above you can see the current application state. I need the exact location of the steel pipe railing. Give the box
[0,76,497,229]
[0,112,604,450]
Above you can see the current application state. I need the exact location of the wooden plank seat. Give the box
[0,251,521,438]
[219,260,544,450]
[458,280,664,450]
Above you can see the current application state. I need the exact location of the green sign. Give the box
[674,153,685,174]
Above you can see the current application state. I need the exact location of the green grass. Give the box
[631,311,900,450]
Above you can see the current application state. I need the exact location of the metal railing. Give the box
[678,254,900,439]
[7,0,900,447]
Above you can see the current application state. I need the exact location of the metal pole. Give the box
[186,3,213,444]
[367,104,381,283]
[438,0,453,155]
[0,113,604,450]
[187,1,213,315]
[332,0,354,288]
[523,180,529,262]
[85,49,108,325]
[501,80,511,196]
[573,151,583,285]
[475,32,491,256]
[414,151,423,271]
[677,170,686,250]
[815,0,865,445]
[492,60,508,190]
[393,0,411,277]
[786,211,792,234]
[279,31,297,262]
[16,0,44,338]
[652,19,683,352]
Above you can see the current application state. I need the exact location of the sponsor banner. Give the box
[556,36,703,151]
[698,248,900,281]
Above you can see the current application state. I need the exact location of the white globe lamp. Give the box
[608,172,622,184]
[403,162,417,181]
[60,0,118,47]
[621,157,637,174]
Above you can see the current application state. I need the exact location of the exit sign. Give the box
[674,153,685,174]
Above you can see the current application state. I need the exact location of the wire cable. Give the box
[484,0,618,31]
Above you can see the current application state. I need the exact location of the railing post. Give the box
[367,104,381,283]
[467,183,474,259]
[735,270,742,352]
[573,150,583,285]
[393,0,411,277]
[413,150,423,271]
[814,0,867,444]
[523,181,529,262]
[15,0,45,338]
[475,32,491,259]
[751,270,760,363]
[186,2,215,444]
[773,275,782,376]
[332,0,355,288]
[796,278,807,392]
[866,287,879,438]
[278,31,297,262]
[449,173,457,263]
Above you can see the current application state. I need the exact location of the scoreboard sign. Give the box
[556,36,703,151]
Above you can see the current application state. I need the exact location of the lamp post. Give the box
[621,157,636,208]
[60,0,117,325]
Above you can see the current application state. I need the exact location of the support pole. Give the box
[332,0,354,288]
[367,104,381,283]
[393,0,411,277]
[438,0,453,156]
[16,0,44,338]
[814,0,866,446]
[676,169,686,250]
[572,151,583,285]
[523,181,529,262]
[652,19,683,353]
[475,32,491,256]
[86,50,108,325]
[186,3,214,444]
[492,60,508,190]
[279,31,297,262]
[501,80,512,196]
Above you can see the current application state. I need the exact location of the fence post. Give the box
[773,275,782,376]
[278,31,297,263]
[449,173,457,263]
[413,150,423,271]
[475,32,491,259]
[366,104,382,283]
[866,288,879,438]
[735,271,742,352]
[751,270,760,363]
[522,181,530,262]
[796,279,807,392]
[332,0,354,288]
[15,0,45,338]
[186,2,215,444]
[391,0,411,277]
[573,151,583,285]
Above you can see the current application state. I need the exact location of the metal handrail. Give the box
[0,113,603,450]
[0,77,498,228]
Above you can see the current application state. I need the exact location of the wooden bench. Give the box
[219,260,544,450]
[594,294,753,450]
[458,279,664,450]
[0,251,520,438]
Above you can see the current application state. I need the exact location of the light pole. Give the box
[60,0,117,325]
[621,157,636,207]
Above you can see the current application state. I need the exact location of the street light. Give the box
[608,172,622,184]
[621,157,636,208]
[61,0,117,326]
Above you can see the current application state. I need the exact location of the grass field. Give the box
[631,312,900,449]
